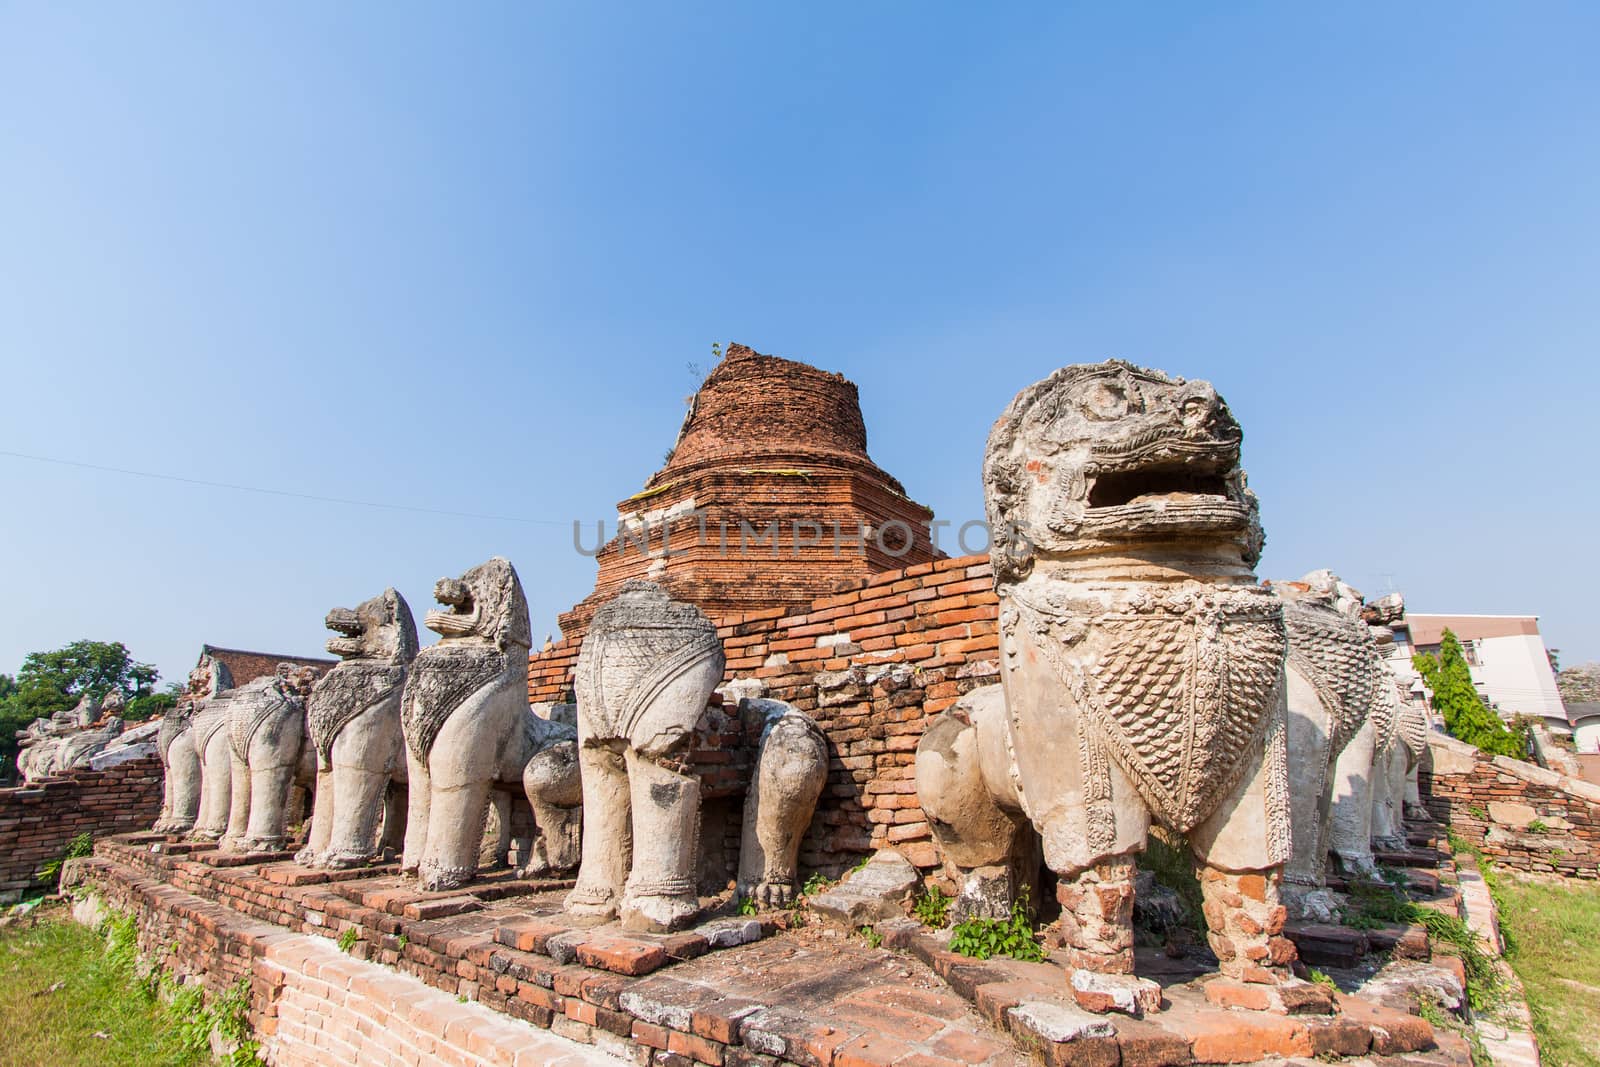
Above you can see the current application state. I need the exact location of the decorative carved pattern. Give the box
[575,581,722,742]
[1014,588,1286,836]
[401,647,507,763]
[1283,601,1378,753]
[308,664,405,762]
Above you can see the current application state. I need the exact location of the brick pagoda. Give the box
[557,343,942,638]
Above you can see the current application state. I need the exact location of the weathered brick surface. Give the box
[77,842,1474,1067]
[1421,736,1600,878]
[559,344,943,636]
[0,754,162,903]
[531,554,1001,879]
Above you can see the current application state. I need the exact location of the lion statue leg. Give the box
[915,685,1033,922]
[736,703,827,910]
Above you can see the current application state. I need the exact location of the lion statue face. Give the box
[423,556,532,653]
[984,360,1262,581]
[325,588,419,664]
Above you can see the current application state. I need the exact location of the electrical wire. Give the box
[0,449,570,527]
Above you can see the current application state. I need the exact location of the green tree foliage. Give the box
[0,640,164,770]
[126,684,182,723]
[1414,630,1525,757]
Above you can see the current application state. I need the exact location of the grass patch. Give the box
[1338,880,1501,1010]
[0,904,210,1066]
[1493,875,1600,1067]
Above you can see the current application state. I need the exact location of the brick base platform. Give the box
[65,830,1488,1066]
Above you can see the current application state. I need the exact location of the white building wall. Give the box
[1574,718,1600,755]
[1467,633,1564,720]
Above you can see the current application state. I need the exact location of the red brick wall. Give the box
[1421,736,1600,879]
[0,755,163,902]
[530,554,1001,877]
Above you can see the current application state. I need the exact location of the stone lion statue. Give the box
[917,361,1297,994]
[566,581,725,932]
[400,557,535,891]
[1274,569,1380,917]
[220,664,320,853]
[297,588,418,869]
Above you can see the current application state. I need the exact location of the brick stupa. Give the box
[558,343,942,638]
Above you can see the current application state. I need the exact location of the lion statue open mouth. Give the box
[920,360,1302,1002]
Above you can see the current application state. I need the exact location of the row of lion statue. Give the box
[147,361,1435,1000]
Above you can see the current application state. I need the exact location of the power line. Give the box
[0,448,570,527]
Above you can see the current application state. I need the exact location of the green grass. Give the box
[1493,875,1600,1067]
[0,905,209,1067]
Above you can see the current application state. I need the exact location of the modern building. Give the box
[1385,613,1565,725]
[1567,701,1600,756]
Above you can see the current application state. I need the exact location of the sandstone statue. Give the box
[220,664,320,853]
[1275,570,1378,914]
[478,704,584,880]
[296,589,418,869]
[189,668,243,842]
[1356,615,1431,854]
[400,557,535,891]
[566,581,725,932]
[16,693,107,782]
[734,697,829,908]
[1326,614,1411,877]
[918,361,1297,989]
[156,656,232,833]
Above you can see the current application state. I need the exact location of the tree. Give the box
[126,683,183,723]
[1414,629,1525,758]
[0,640,165,769]
[16,640,157,703]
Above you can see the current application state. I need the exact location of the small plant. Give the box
[737,895,758,916]
[337,926,360,953]
[457,993,468,1003]
[396,933,409,950]
[1467,805,1489,820]
[948,890,1046,962]
[801,872,831,897]
[1307,968,1337,990]
[1526,818,1549,834]
[851,854,872,875]
[37,831,95,885]
[1335,878,1503,1012]
[855,925,883,949]
[1415,993,1448,1027]
[912,886,951,928]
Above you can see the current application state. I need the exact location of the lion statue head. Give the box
[983,360,1262,583]
[425,557,531,653]
[325,588,419,665]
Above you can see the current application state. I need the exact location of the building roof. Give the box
[1402,613,1541,647]
[200,644,336,688]
[1568,701,1600,726]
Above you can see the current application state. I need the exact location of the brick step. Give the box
[879,918,1458,1066]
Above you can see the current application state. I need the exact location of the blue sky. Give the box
[3,3,1597,691]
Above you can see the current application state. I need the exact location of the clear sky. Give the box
[3,3,1597,694]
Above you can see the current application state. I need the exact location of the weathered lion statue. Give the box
[917,361,1298,996]
[296,588,418,869]
[401,557,539,891]
[566,581,725,932]
[1274,569,1380,918]
[153,656,232,833]
[220,664,320,853]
